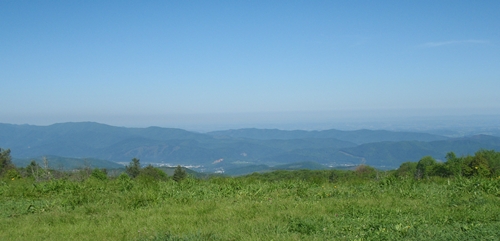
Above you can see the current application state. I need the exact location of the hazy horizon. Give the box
[1,1,499,131]
[3,110,499,133]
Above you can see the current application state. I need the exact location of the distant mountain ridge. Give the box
[2,122,500,173]
[0,122,212,158]
[207,128,446,144]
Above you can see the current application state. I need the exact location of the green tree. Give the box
[432,162,449,177]
[173,165,187,182]
[445,152,463,177]
[137,165,168,182]
[475,149,500,177]
[0,148,14,177]
[467,151,491,177]
[461,155,475,177]
[395,161,417,178]
[126,158,141,178]
[416,156,437,179]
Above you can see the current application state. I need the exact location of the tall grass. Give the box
[1,174,499,240]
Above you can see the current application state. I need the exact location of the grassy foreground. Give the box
[1,174,499,240]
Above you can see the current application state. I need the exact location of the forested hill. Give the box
[207,128,446,144]
[0,122,212,158]
[2,122,500,173]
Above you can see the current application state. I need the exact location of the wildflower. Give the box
[11,178,15,180]
[475,166,478,169]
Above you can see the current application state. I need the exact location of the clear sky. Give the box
[1,1,499,130]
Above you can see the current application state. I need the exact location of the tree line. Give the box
[2,147,499,183]
[0,147,187,182]
[394,149,500,179]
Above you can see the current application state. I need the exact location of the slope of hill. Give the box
[338,134,500,168]
[2,122,499,172]
[0,122,214,159]
[208,128,447,144]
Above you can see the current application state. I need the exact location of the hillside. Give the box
[207,128,447,144]
[2,122,500,172]
[339,134,500,168]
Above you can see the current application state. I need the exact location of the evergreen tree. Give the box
[126,158,141,178]
[173,165,187,182]
[0,148,14,177]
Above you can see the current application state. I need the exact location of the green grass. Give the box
[1,175,499,240]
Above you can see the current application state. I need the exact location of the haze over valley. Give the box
[2,121,499,175]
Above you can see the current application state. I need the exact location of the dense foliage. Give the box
[395,149,500,179]
[0,148,14,176]
[1,148,499,240]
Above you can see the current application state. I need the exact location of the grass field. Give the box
[1,173,499,240]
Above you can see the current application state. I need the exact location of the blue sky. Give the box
[1,1,499,130]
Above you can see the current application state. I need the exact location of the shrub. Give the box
[24,160,42,179]
[0,148,14,177]
[395,161,417,178]
[137,165,168,182]
[416,156,437,179]
[117,172,133,191]
[355,165,377,179]
[467,152,491,177]
[91,168,108,181]
[4,169,21,180]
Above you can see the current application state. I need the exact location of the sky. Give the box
[1,1,499,131]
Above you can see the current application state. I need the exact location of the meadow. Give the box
[1,170,499,241]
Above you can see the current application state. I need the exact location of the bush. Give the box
[24,160,41,178]
[91,168,108,181]
[137,165,168,182]
[117,172,133,191]
[355,165,377,179]
[467,152,491,177]
[395,162,417,178]
[0,148,14,177]
[4,169,21,181]
[416,156,437,179]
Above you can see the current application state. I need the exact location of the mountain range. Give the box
[2,122,500,174]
